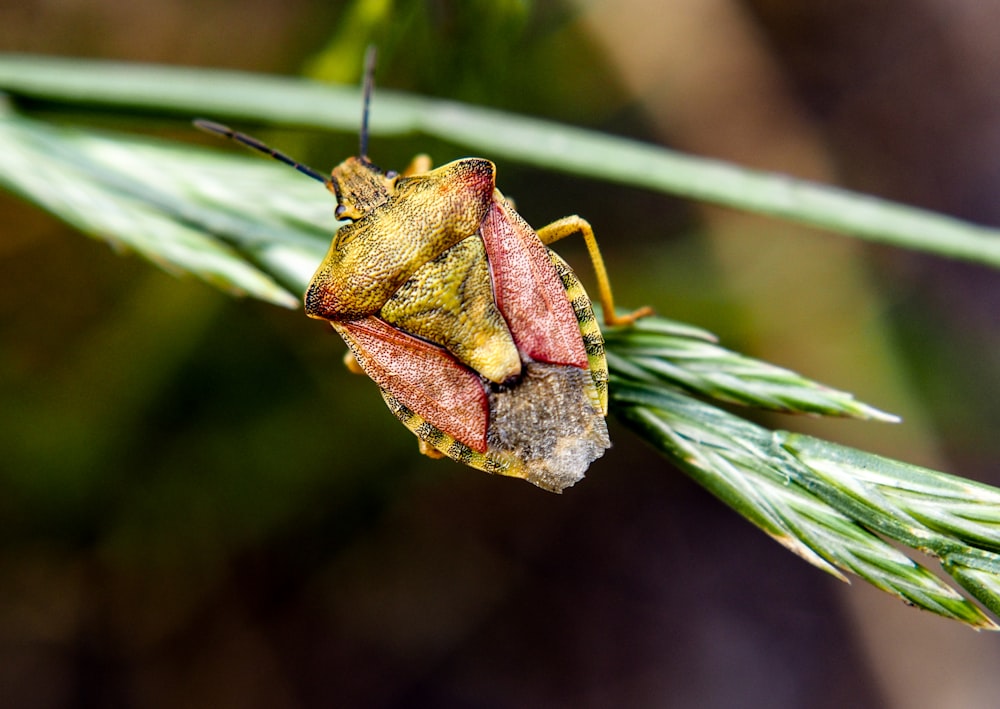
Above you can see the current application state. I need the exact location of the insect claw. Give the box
[605,305,655,327]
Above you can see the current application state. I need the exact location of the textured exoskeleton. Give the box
[303,154,626,491]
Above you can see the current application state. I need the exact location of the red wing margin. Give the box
[333,317,490,452]
[480,197,589,369]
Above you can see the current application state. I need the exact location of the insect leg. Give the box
[401,154,433,177]
[536,216,653,326]
[418,439,447,459]
[343,351,366,375]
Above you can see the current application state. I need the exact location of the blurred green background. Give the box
[2,1,1000,707]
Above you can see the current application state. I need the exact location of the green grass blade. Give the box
[780,435,1000,554]
[612,383,997,630]
[2,54,1000,270]
[779,434,1000,618]
[604,316,898,421]
[944,562,1000,619]
[0,112,330,306]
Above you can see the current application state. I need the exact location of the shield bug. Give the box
[196,49,650,492]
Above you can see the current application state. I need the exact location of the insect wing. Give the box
[333,317,490,453]
[480,197,589,369]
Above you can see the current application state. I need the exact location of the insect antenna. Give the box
[193,119,329,184]
[358,45,377,160]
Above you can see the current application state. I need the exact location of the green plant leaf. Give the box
[603,316,899,421]
[0,111,327,307]
[612,382,998,630]
[2,54,1000,270]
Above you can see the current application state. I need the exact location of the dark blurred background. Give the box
[2,1,1000,707]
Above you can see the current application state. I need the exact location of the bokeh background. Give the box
[3,1,1000,707]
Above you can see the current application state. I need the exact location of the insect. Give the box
[196,49,650,492]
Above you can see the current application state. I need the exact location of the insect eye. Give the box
[335,204,347,219]
[385,170,399,179]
